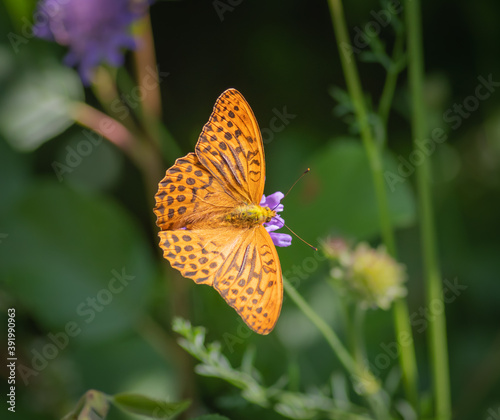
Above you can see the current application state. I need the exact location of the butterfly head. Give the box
[262,206,277,223]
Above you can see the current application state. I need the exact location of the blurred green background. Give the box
[1,0,499,419]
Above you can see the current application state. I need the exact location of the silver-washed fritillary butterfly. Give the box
[154,89,289,335]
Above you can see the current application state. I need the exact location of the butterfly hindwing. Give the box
[196,89,265,204]
[159,226,282,335]
[158,229,233,287]
[213,225,282,335]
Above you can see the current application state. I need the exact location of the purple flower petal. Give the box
[265,214,285,232]
[33,0,148,85]
[260,191,291,247]
[260,191,284,212]
[270,232,292,248]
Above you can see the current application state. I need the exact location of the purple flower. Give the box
[33,0,148,85]
[260,192,292,248]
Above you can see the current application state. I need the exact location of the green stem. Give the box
[352,304,367,366]
[116,67,182,165]
[326,0,395,256]
[284,279,357,375]
[378,27,405,133]
[132,11,163,124]
[404,1,451,418]
[130,13,183,165]
[392,299,419,406]
[92,66,143,138]
[283,279,388,420]
[350,306,390,420]
[326,0,419,408]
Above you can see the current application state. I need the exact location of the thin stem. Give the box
[284,279,357,374]
[92,66,143,137]
[326,0,395,256]
[378,27,405,132]
[404,0,451,418]
[351,306,391,420]
[392,299,419,406]
[132,11,162,123]
[136,315,179,364]
[70,102,136,156]
[71,101,161,207]
[352,304,367,367]
[283,279,388,420]
[116,66,182,165]
[326,0,419,407]
[131,12,182,165]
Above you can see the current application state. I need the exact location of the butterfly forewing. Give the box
[154,153,237,230]
[196,89,265,204]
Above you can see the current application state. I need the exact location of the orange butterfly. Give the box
[153,89,291,335]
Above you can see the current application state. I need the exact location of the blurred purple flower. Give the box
[261,192,292,247]
[33,0,148,84]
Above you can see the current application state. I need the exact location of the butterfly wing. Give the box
[195,89,265,205]
[214,225,282,335]
[155,89,284,334]
[158,225,282,334]
[154,152,238,231]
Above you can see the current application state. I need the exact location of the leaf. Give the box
[191,415,231,420]
[173,318,269,408]
[112,393,190,419]
[289,139,414,237]
[62,389,109,420]
[279,140,415,272]
[0,57,83,151]
[0,181,155,341]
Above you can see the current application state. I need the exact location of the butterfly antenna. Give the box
[284,168,310,200]
[271,168,311,212]
[269,168,316,250]
[284,223,318,251]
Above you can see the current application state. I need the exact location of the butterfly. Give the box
[153,89,289,335]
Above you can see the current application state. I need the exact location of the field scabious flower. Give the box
[350,244,407,310]
[323,237,407,310]
[33,0,148,84]
[261,192,292,247]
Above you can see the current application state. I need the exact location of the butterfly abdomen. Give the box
[225,204,275,228]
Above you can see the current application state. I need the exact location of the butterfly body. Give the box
[225,204,276,228]
[154,89,285,335]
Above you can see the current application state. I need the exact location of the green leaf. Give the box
[191,415,231,420]
[0,181,155,341]
[112,393,190,419]
[279,140,415,273]
[289,139,414,236]
[62,389,109,420]
[0,58,83,151]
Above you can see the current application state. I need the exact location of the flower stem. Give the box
[326,0,419,407]
[71,101,161,206]
[404,1,451,418]
[284,279,356,373]
[326,0,395,256]
[283,279,388,420]
[92,66,143,137]
[132,11,162,124]
[352,304,367,366]
[131,12,182,165]
[70,101,136,156]
[378,27,405,133]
